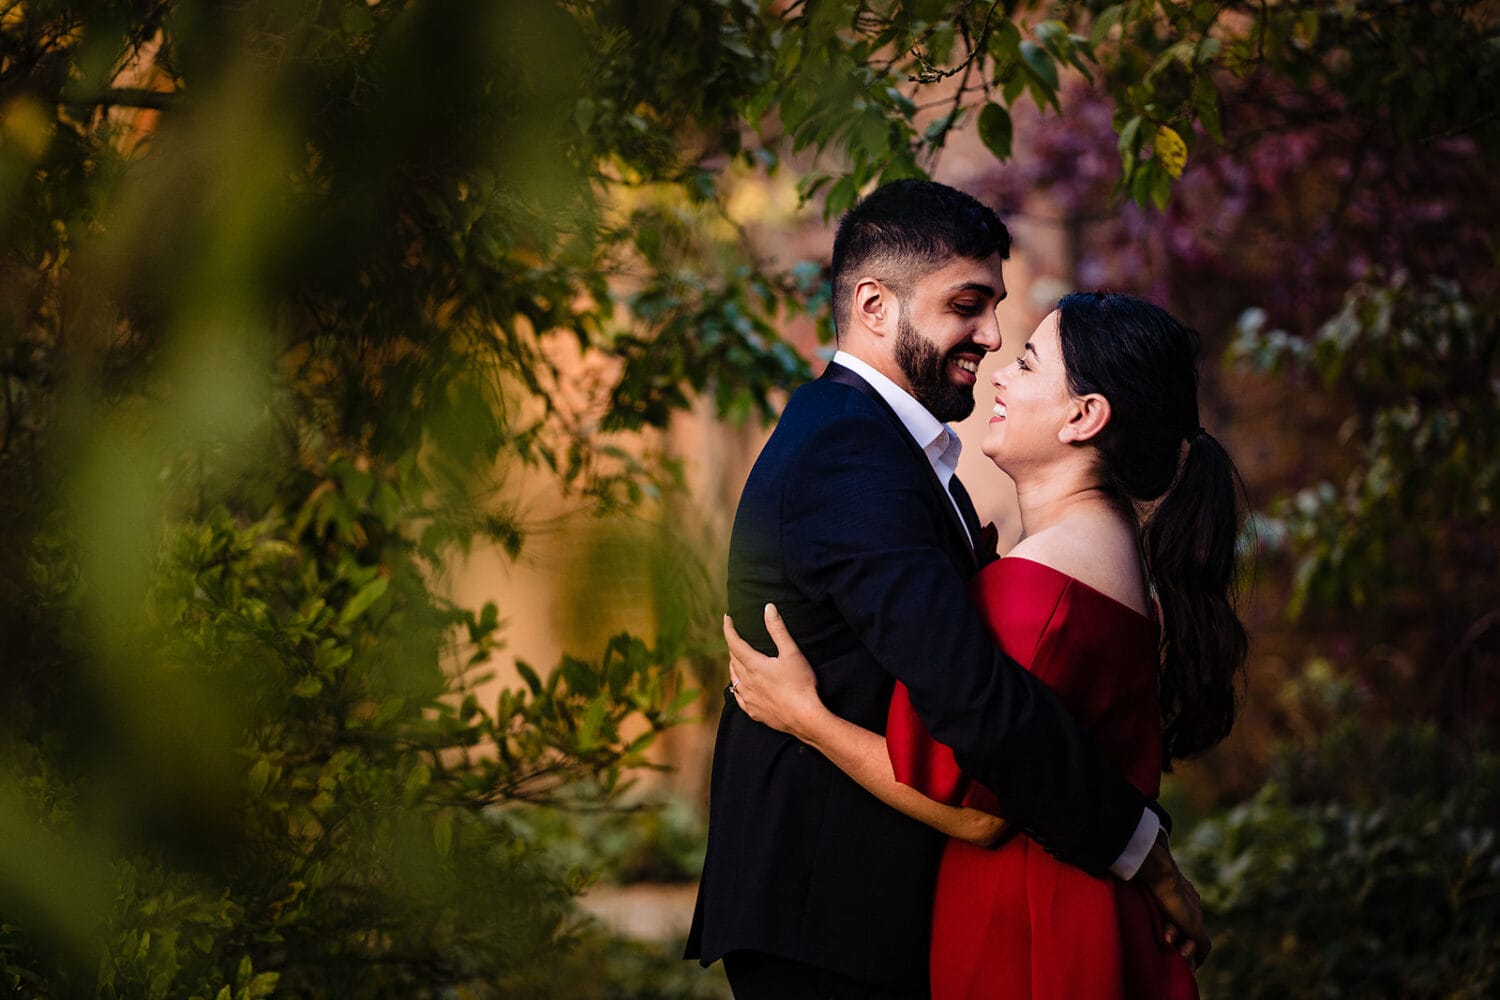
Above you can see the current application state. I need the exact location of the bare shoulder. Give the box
[1005,514,1150,616]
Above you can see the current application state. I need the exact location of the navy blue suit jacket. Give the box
[686,363,1150,990]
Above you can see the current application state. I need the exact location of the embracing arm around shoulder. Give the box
[775,411,1146,871]
[724,608,1008,849]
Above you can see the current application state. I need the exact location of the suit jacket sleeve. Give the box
[780,404,1148,876]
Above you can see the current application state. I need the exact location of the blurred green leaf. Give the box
[338,577,389,624]
[977,103,1013,160]
[246,759,271,799]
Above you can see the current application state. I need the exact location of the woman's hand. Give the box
[723,604,827,741]
[953,810,1012,850]
[1138,830,1212,967]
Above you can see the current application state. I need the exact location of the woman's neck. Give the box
[1012,464,1116,539]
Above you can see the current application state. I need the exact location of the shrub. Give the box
[1184,721,1500,999]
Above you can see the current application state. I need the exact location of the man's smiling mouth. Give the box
[950,353,983,382]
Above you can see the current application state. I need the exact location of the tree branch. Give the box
[64,87,179,112]
[0,372,13,459]
[1419,109,1500,144]
[907,0,1003,84]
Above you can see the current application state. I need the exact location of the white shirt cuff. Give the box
[1110,807,1162,880]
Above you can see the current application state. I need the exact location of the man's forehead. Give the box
[919,254,1007,296]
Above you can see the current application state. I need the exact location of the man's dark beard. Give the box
[894,310,977,422]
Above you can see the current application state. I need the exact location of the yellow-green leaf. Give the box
[404,763,432,798]
[1153,125,1188,180]
[246,972,279,999]
[1090,4,1124,47]
[247,757,271,797]
[339,576,388,624]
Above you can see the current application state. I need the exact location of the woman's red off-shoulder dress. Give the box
[886,557,1198,1000]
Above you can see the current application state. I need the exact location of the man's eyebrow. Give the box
[947,281,1001,299]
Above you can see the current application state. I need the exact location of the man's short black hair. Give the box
[829,180,1011,337]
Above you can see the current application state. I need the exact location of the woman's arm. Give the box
[783,700,1010,849]
[725,607,1009,849]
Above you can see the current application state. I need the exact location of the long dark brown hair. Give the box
[1056,292,1249,765]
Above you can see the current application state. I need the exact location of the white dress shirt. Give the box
[830,350,1161,880]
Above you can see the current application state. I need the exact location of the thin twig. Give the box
[64,87,179,112]
[907,0,1003,83]
[1420,109,1500,144]
[0,372,13,458]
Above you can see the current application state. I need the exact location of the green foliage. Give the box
[524,929,730,1000]
[505,794,709,887]
[770,2,1079,210]
[605,198,816,431]
[1231,274,1500,617]
[761,2,1500,211]
[1183,671,1500,998]
[1090,0,1500,207]
[3,447,699,996]
[1188,769,1500,999]
[1,0,776,994]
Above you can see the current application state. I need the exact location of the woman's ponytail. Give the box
[1142,430,1248,765]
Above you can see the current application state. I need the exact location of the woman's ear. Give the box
[1059,393,1111,444]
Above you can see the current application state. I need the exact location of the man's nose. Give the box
[974,310,1002,351]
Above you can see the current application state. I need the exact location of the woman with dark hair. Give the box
[725,293,1247,999]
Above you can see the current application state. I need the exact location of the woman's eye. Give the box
[1016,356,1030,371]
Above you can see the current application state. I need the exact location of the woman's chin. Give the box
[979,438,1007,467]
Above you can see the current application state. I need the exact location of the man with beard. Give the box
[685,181,1206,999]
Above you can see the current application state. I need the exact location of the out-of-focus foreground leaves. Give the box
[0,0,803,995]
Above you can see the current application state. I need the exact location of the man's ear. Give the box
[1059,393,1111,444]
[852,277,896,338]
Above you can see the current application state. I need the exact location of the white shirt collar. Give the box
[831,350,958,462]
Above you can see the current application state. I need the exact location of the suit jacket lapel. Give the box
[820,362,979,571]
[946,474,985,553]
